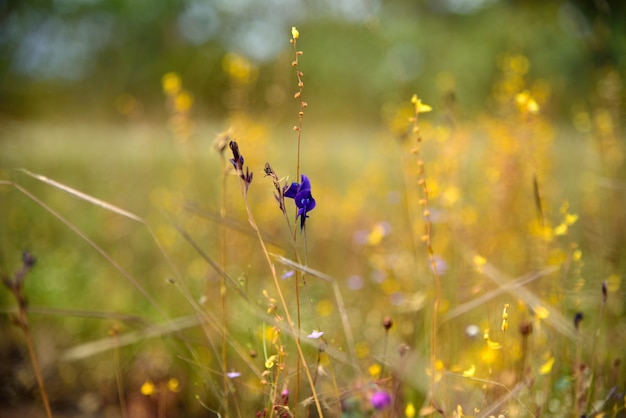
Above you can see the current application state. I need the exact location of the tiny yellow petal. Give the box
[162,72,181,95]
[174,91,193,112]
[607,274,621,292]
[539,356,555,375]
[167,378,180,393]
[554,223,568,236]
[368,363,382,378]
[417,103,433,113]
[515,91,530,105]
[534,305,550,320]
[265,355,277,369]
[527,99,540,114]
[405,402,416,418]
[473,255,487,272]
[481,347,496,364]
[141,380,155,396]
[411,94,418,104]
[367,223,386,245]
[487,339,502,350]
[565,213,579,225]
[462,364,476,377]
[456,404,464,417]
[473,255,487,266]
[316,299,334,317]
[291,26,299,39]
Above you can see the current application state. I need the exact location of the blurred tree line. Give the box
[0,0,623,122]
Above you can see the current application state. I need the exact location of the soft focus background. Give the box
[1,0,625,417]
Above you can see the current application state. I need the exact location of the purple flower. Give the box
[370,391,392,410]
[281,270,295,279]
[284,174,316,230]
[229,141,253,188]
[226,371,241,379]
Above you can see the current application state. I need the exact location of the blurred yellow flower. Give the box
[565,213,579,225]
[425,359,445,383]
[174,91,193,113]
[316,299,334,317]
[222,53,257,84]
[481,347,497,364]
[410,94,432,114]
[487,339,502,350]
[534,305,549,320]
[607,274,621,292]
[355,341,370,358]
[368,363,381,377]
[291,26,299,39]
[367,223,387,245]
[405,402,416,418]
[508,54,530,74]
[572,249,582,262]
[501,303,509,332]
[456,405,464,417]
[381,278,401,295]
[462,364,476,377]
[141,379,155,396]
[162,72,181,95]
[167,378,180,393]
[265,355,278,369]
[553,222,568,236]
[515,90,540,115]
[539,356,555,375]
[473,255,487,273]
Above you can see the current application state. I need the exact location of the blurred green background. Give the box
[1,0,624,122]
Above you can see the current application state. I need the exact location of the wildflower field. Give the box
[1,3,626,418]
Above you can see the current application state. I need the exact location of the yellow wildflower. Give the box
[167,378,180,393]
[162,72,181,95]
[462,364,476,377]
[539,356,555,375]
[368,363,381,378]
[141,380,155,396]
[265,355,278,369]
[410,94,433,114]
[405,402,416,418]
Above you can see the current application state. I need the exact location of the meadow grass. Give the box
[1,35,625,418]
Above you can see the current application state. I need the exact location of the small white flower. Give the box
[307,330,324,339]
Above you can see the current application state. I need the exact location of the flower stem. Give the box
[2,253,53,418]
[237,183,324,416]
[219,152,230,415]
[409,96,441,412]
[291,29,307,416]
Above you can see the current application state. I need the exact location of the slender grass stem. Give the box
[236,179,324,416]
[22,314,53,418]
[408,95,441,413]
[585,282,608,415]
[291,30,306,416]
[2,253,53,418]
[219,152,230,415]
[112,327,128,418]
